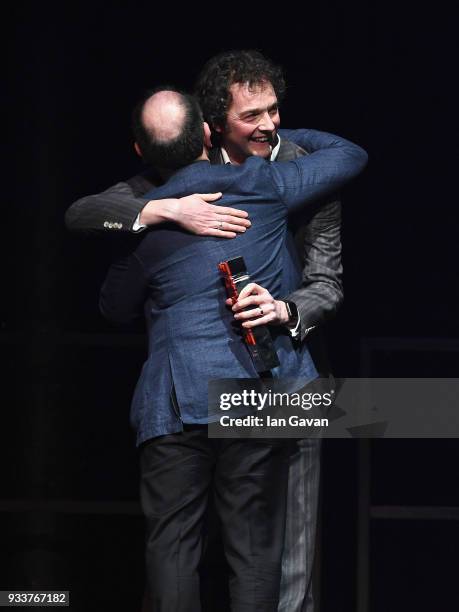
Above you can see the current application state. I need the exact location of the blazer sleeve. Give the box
[286,199,343,335]
[65,172,159,234]
[273,130,366,339]
[270,129,368,213]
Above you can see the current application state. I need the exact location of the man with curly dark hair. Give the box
[65,50,344,612]
[194,49,286,149]
[194,50,341,612]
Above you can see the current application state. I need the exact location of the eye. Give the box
[243,113,260,122]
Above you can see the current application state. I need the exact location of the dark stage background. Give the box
[4,2,459,611]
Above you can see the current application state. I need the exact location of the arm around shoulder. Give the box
[273,129,368,212]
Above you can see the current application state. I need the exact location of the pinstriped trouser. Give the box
[278,438,321,612]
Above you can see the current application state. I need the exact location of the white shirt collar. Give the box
[270,134,281,160]
[220,134,282,165]
[220,147,232,165]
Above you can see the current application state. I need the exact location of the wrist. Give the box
[276,300,290,325]
[139,198,180,225]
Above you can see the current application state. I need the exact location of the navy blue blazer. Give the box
[100,129,367,445]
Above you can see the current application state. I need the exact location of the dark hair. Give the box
[194,49,286,133]
[132,86,204,170]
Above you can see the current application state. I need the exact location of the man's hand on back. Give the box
[139,193,251,238]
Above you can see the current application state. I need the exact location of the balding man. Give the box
[100,88,367,612]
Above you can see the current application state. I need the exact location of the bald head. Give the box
[142,90,186,143]
[132,87,206,170]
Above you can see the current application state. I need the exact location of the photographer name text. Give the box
[219,415,328,428]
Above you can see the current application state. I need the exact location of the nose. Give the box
[258,111,275,133]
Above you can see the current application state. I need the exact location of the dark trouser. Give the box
[139,426,290,612]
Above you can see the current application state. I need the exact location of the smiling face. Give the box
[216,80,280,165]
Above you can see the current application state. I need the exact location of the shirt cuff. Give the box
[132,213,147,233]
[288,313,302,338]
[288,317,316,340]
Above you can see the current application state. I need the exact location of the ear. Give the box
[203,122,212,149]
[134,142,142,158]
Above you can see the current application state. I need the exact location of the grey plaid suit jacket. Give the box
[65,135,343,346]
